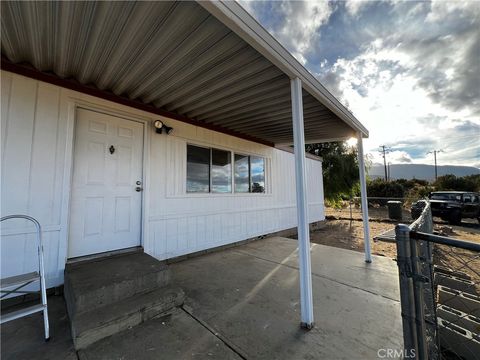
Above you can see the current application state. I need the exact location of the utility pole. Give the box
[379,145,390,181]
[427,150,443,181]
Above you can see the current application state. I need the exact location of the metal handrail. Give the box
[0,214,50,340]
[410,231,480,252]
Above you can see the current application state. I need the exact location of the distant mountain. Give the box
[368,164,480,181]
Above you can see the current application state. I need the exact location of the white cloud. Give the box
[238,0,333,64]
[345,0,370,17]
[323,41,479,166]
[426,0,479,22]
[370,150,413,165]
[239,0,479,166]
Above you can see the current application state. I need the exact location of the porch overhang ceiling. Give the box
[1,1,368,146]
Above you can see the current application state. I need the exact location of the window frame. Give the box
[185,143,268,196]
[233,152,266,194]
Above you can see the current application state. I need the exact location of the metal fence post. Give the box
[395,224,418,356]
[419,239,439,360]
[349,197,353,221]
[410,236,428,360]
[414,203,438,359]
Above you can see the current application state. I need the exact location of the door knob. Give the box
[135,186,143,192]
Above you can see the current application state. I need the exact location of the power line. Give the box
[427,149,444,181]
[379,145,391,181]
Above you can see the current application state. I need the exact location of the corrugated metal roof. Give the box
[1,1,361,145]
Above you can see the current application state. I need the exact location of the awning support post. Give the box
[357,132,372,263]
[291,77,314,329]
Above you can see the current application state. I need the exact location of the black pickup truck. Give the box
[427,191,480,225]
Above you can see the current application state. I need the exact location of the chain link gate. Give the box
[394,200,480,360]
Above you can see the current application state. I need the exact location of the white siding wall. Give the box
[0,71,325,287]
[1,73,67,286]
[146,132,324,260]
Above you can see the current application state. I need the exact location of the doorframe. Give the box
[59,92,153,264]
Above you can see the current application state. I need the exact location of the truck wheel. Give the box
[448,210,461,225]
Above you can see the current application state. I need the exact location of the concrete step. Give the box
[72,286,185,350]
[64,252,170,318]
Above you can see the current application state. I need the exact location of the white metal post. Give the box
[291,77,314,328]
[357,132,372,263]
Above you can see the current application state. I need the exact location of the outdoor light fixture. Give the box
[163,125,173,135]
[154,120,163,134]
[153,120,173,135]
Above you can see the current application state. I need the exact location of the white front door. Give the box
[68,108,144,258]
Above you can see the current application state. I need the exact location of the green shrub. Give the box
[433,174,480,192]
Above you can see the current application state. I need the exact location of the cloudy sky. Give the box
[238,0,480,167]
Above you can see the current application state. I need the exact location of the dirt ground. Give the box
[309,209,480,260]
[309,219,398,258]
[307,209,480,293]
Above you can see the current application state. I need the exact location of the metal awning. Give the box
[1,0,374,329]
[1,1,367,146]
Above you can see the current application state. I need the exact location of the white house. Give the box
[1,1,370,328]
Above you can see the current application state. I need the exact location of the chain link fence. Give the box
[393,201,480,360]
[433,239,480,359]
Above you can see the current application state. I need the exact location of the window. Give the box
[430,193,461,201]
[234,154,265,193]
[234,154,250,193]
[187,145,210,193]
[211,148,232,193]
[186,144,266,194]
[250,156,265,193]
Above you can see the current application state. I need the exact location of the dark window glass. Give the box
[431,193,461,201]
[250,156,265,193]
[211,148,232,193]
[234,154,250,193]
[187,145,210,193]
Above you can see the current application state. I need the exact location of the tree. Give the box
[433,174,480,192]
[306,142,359,200]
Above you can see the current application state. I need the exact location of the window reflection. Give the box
[187,144,266,195]
[234,154,250,193]
[250,156,265,193]
[187,145,210,193]
[212,148,232,193]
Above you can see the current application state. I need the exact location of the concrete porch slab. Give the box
[1,296,77,360]
[234,236,400,301]
[171,236,402,359]
[1,237,402,359]
[78,309,242,360]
